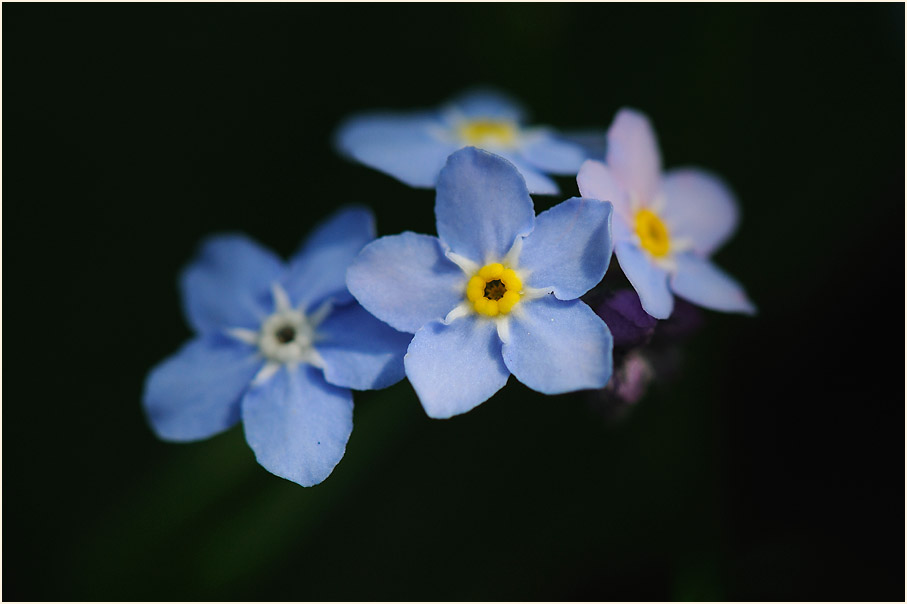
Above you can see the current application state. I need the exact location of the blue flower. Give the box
[334,88,590,195]
[347,147,615,419]
[578,108,757,319]
[142,207,412,486]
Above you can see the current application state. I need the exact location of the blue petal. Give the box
[404,316,510,419]
[334,111,459,188]
[606,108,663,204]
[346,232,464,334]
[180,234,283,333]
[671,253,756,315]
[316,301,412,390]
[446,88,526,122]
[519,197,613,300]
[143,334,262,441]
[242,364,353,487]
[519,131,589,175]
[435,148,536,263]
[577,159,633,220]
[502,296,613,395]
[615,241,673,319]
[659,168,740,255]
[283,206,376,312]
[501,155,561,195]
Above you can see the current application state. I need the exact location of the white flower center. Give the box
[258,309,316,363]
[227,283,330,384]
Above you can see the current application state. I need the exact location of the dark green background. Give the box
[4,4,903,601]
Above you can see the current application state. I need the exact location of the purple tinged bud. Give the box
[595,289,657,348]
[658,297,705,339]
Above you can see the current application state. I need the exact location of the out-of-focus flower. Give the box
[142,208,411,487]
[608,350,655,405]
[347,147,614,418]
[335,89,590,195]
[578,109,756,319]
[588,289,704,420]
[589,291,704,419]
[588,348,656,422]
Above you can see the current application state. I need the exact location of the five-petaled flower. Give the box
[142,208,411,486]
[347,147,615,419]
[334,89,590,195]
[577,109,756,319]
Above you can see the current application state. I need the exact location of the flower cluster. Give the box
[144,89,755,487]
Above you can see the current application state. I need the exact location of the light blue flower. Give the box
[577,108,756,319]
[334,89,590,195]
[142,207,411,487]
[347,147,615,419]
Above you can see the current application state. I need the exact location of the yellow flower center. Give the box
[456,120,519,148]
[635,208,671,258]
[465,262,523,317]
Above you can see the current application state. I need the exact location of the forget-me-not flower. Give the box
[142,208,411,486]
[577,108,756,319]
[334,89,589,195]
[347,147,615,419]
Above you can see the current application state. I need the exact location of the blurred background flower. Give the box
[4,3,903,601]
[334,88,590,194]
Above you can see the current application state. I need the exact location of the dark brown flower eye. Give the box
[483,279,506,301]
[276,325,296,344]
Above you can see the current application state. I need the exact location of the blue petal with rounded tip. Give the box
[503,296,613,394]
[334,111,459,188]
[659,168,740,255]
[671,253,756,315]
[283,206,376,312]
[346,232,464,334]
[606,108,663,204]
[180,234,283,333]
[404,316,510,419]
[520,131,589,175]
[143,333,262,442]
[519,197,613,300]
[615,241,674,319]
[316,301,412,391]
[435,148,535,263]
[577,159,632,219]
[242,364,353,487]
